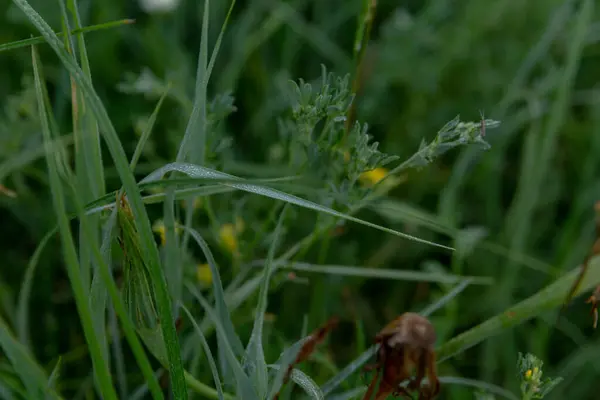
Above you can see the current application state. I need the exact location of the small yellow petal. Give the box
[235,217,245,233]
[219,223,238,253]
[343,151,350,163]
[359,167,388,187]
[196,264,212,285]
[152,220,166,246]
[525,369,532,380]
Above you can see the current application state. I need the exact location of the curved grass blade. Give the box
[179,226,244,357]
[187,284,259,400]
[267,365,324,400]
[181,305,225,400]
[245,206,288,398]
[0,314,59,400]
[16,228,54,347]
[140,162,453,251]
[12,0,187,394]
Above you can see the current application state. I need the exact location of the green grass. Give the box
[1,0,600,399]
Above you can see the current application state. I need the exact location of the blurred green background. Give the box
[1,0,600,399]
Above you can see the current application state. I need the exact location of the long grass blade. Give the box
[187,284,259,400]
[140,162,454,250]
[181,305,225,400]
[245,206,288,398]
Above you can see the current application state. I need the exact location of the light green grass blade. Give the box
[271,262,492,285]
[130,85,170,171]
[181,305,225,400]
[437,256,600,362]
[140,162,454,250]
[0,314,58,399]
[11,1,187,394]
[419,279,474,317]
[187,284,259,400]
[16,228,54,347]
[31,43,117,400]
[179,226,245,357]
[47,357,62,392]
[245,206,288,398]
[267,365,324,400]
[0,19,134,52]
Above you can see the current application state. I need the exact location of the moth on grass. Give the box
[116,192,160,331]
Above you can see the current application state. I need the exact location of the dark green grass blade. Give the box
[31,43,118,400]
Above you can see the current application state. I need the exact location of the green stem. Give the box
[437,256,600,362]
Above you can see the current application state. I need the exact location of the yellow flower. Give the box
[343,150,350,163]
[359,167,388,187]
[235,217,245,233]
[180,197,203,210]
[196,263,212,285]
[219,223,238,253]
[152,219,182,246]
[525,369,532,380]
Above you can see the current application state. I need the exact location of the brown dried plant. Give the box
[363,313,440,400]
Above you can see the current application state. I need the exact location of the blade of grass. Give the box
[187,284,259,400]
[31,43,117,400]
[438,376,518,400]
[419,279,474,317]
[12,0,187,394]
[181,305,225,400]
[437,255,600,362]
[130,84,171,171]
[0,314,59,399]
[16,228,54,347]
[245,206,288,398]
[0,18,134,52]
[140,162,453,251]
[179,225,245,357]
[266,262,492,285]
[267,365,324,400]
